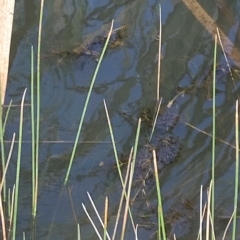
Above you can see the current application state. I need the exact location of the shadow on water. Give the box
[4,0,240,239]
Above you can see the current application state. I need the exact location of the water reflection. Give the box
[5,0,240,239]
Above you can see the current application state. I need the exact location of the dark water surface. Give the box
[5,0,240,239]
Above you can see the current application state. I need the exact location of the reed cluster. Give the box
[0,2,239,240]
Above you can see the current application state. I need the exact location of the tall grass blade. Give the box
[134,224,139,240]
[86,192,111,240]
[7,188,10,226]
[197,202,207,240]
[104,102,141,237]
[2,100,13,204]
[232,100,239,240]
[12,89,27,240]
[120,159,136,240]
[104,100,137,235]
[0,99,6,201]
[122,118,141,238]
[103,197,108,240]
[0,133,15,194]
[8,184,15,236]
[206,180,212,240]
[211,34,217,234]
[222,209,235,240]
[0,191,6,240]
[64,20,114,185]
[33,0,44,218]
[209,211,216,240]
[77,223,81,240]
[31,45,36,217]
[199,185,203,240]
[0,133,15,240]
[103,100,121,182]
[132,118,141,171]
[112,148,133,240]
[82,203,103,240]
[153,150,166,240]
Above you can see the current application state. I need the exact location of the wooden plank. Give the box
[182,0,240,68]
[0,0,15,105]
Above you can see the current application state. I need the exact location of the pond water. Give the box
[4,0,240,239]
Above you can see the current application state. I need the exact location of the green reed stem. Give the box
[103,100,121,181]
[157,4,162,101]
[211,34,217,235]
[31,45,36,217]
[64,20,114,185]
[232,100,239,240]
[12,89,27,240]
[103,101,140,238]
[32,0,44,217]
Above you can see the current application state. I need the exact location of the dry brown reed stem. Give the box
[120,157,136,240]
[206,181,212,239]
[184,122,237,150]
[150,97,162,141]
[112,148,133,240]
[222,210,235,239]
[0,195,6,240]
[182,0,240,68]
[0,0,15,104]
[104,197,108,240]
[9,185,15,235]
[216,28,239,100]
[199,185,203,240]
[82,202,103,239]
[2,140,112,144]
[86,192,111,240]
[68,187,78,225]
